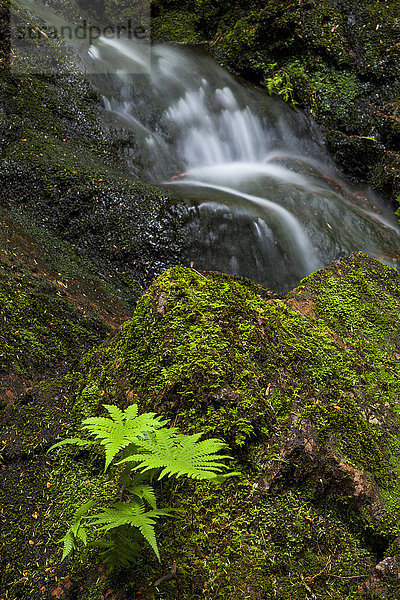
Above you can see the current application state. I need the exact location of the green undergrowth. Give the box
[2,253,400,598]
[41,252,400,598]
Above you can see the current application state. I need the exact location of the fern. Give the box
[129,482,158,509]
[118,429,232,480]
[82,404,166,471]
[60,532,75,562]
[92,499,173,561]
[93,526,142,568]
[50,403,238,566]
[59,500,94,561]
[48,437,92,452]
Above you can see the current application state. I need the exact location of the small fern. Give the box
[92,499,173,561]
[58,501,94,561]
[50,404,238,567]
[118,429,233,480]
[82,404,166,471]
[264,62,298,108]
[93,526,142,568]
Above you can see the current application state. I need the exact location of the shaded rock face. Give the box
[0,52,185,299]
[152,0,400,203]
[3,252,400,599]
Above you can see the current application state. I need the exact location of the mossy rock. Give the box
[0,210,134,594]
[0,208,136,390]
[5,252,396,599]
[0,375,122,598]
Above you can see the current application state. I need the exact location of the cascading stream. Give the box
[86,39,400,289]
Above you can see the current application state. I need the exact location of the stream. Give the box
[12,0,400,291]
[85,39,400,291]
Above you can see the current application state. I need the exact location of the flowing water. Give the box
[15,1,400,291]
[85,40,400,290]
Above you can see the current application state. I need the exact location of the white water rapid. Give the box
[88,40,400,290]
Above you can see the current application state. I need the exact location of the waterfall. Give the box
[22,17,400,290]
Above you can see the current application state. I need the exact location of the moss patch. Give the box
[14,252,397,598]
[0,209,135,398]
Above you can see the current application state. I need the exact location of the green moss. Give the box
[3,253,400,598]
[43,253,397,597]
[151,11,204,43]
[152,479,373,599]
[0,375,121,598]
[0,273,106,377]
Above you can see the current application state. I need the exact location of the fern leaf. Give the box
[130,484,157,509]
[124,404,139,420]
[107,424,132,472]
[60,532,75,561]
[91,499,144,530]
[132,412,167,434]
[82,405,168,471]
[57,501,94,561]
[120,429,231,480]
[92,500,173,561]
[70,500,95,535]
[75,526,87,546]
[94,526,141,568]
[104,404,125,424]
[135,511,161,561]
[48,438,91,453]
[82,419,131,471]
[82,417,115,439]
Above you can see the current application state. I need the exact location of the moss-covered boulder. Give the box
[3,252,400,599]
[0,210,137,597]
[151,0,400,204]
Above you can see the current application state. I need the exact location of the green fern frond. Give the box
[124,404,139,420]
[104,404,125,424]
[119,467,159,498]
[58,500,94,561]
[82,404,167,471]
[92,500,173,561]
[75,526,87,545]
[70,500,95,536]
[94,526,141,568]
[129,483,157,509]
[119,429,231,480]
[48,437,92,452]
[60,532,75,562]
[50,403,239,567]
